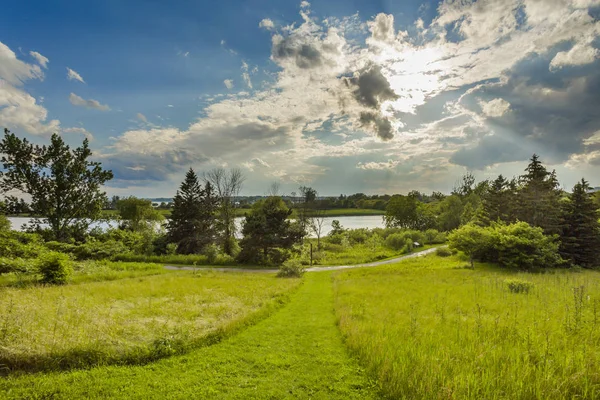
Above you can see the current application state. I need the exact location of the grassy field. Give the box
[333,254,600,399]
[0,269,301,374]
[99,208,384,219]
[1,272,378,399]
[311,241,435,266]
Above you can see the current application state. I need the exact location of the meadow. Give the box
[0,267,301,374]
[0,273,377,399]
[333,254,600,399]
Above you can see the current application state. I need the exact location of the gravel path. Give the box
[164,246,439,274]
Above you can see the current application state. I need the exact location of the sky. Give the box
[1,0,599,197]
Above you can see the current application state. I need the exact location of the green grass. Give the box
[310,240,436,266]
[0,261,167,288]
[111,252,239,266]
[0,270,300,374]
[1,272,378,399]
[333,254,600,399]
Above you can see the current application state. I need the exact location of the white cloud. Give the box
[0,41,59,135]
[550,42,599,70]
[136,113,147,122]
[241,61,253,89]
[259,18,275,30]
[167,104,174,108]
[100,1,600,191]
[69,93,110,111]
[224,79,234,89]
[300,1,310,8]
[357,160,401,170]
[479,98,511,118]
[29,51,49,68]
[66,67,85,83]
[63,126,94,140]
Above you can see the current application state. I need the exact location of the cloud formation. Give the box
[95,0,600,192]
[69,93,110,111]
[29,51,49,68]
[0,41,59,135]
[66,67,85,83]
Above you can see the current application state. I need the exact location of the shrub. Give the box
[277,259,305,278]
[0,257,31,274]
[404,238,414,253]
[449,222,563,270]
[37,252,73,284]
[435,247,452,257]
[347,229,369,244]
[425,229,447,244]
[505,278,535,294]
[203,244,220,264]
[385,233,406,250]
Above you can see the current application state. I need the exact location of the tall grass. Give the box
[0,271,301,374]
[333,255,600,399]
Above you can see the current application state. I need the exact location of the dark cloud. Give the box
[272,36,324,69]
[342,65,399,140]
[359,111,394,140]
[345,65,398,108]
[452,49,600,168]
[450,133,531,169]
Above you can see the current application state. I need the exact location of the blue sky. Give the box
[1,0,599,197]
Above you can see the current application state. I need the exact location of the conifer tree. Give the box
[517,154,562,234]
[168,168,218,254]
[560,179,600,269]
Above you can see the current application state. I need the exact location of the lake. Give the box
[7,215,386,238]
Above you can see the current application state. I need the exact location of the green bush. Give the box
[347,229,369,244]
[425,229,447,244]
[505,278,535,294]
[385,233,406,250]
[277,259,305,278]
[0,231,46,259]
[404,238,414,253]
[37,252,73,284]
[0,257,31,274]
[435,247,452,257]
[203,243,220,264]
[449,222,563,270]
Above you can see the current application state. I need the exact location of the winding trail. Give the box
[164,246,439,273]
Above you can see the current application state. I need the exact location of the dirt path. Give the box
[164,246,439,273]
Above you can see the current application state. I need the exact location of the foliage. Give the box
[277,259,306,278]
[517,154,562,235]
[560,178,600,269]
[435,247,452,257]
[238,197,303,265]
[203,243,220,264]
[204,167,245,256]
[116,196,164,231]
[504,278,535,294]
[330,220,345,235]
[385,233,406,251]
[168,168,219,254]
[36,251,73,284]
[0,129,113,241]
[384,194,419,229]
[449,222,563,270]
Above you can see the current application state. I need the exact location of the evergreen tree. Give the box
[168,168,218,254]
[517,154,562,234]
[560,179,600,269]
[237,197,303,265]
[484,175,508,222]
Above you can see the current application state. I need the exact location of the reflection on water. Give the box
[8,215,385,238]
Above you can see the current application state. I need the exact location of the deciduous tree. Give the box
[0,129,113,241]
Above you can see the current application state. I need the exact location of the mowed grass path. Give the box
[1,272,378,399]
